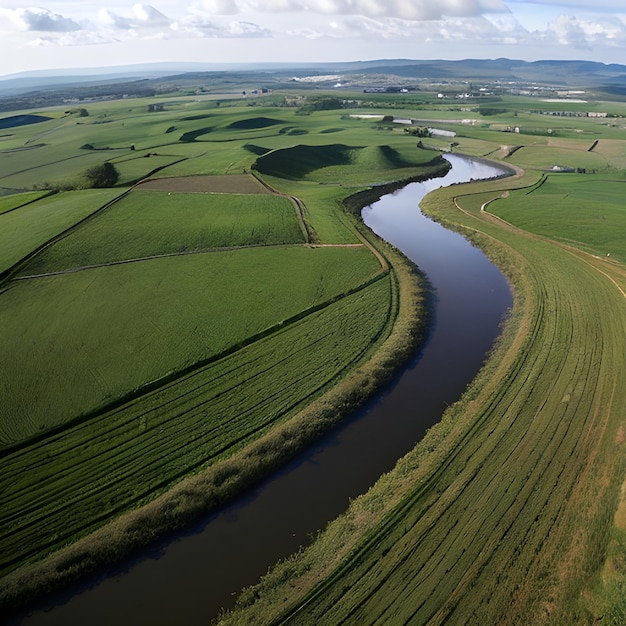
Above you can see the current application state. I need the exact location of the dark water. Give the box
[12,155,512,626]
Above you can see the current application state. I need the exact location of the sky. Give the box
[0,0,625,77]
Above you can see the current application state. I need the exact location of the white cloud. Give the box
[98,4,171,30]
[98,9,134,29]
[171,15,271,37]
[508,0,626,10]
[190,0,241,15]
[132,4,171,25]
[0,7,81,32]
[550,14,626,47]
[29,30,116,47]
[243,0,508,20]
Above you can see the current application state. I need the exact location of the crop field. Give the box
[135,173,271,194]
[2,87,626,625]
[2,245,381,446]
[0,188,125,274]
[488,174,626,263]
[18,191,304,274]
[0,273,394,577]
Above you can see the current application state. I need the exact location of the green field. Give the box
[0,189,126,275]
[2,245,382,448]
[1,87,626,625]
[17,190,305,275]
[488,174,626,263]
[0,191,51,215]
[1,272,394,575]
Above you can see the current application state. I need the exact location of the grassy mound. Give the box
[254,144,353,180]
[243,143,272,156]
[179,127,214,142]
[254,144,446,185]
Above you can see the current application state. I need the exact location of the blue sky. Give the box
[0,0,625,76]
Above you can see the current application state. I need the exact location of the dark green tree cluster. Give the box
[478,107,507,116]
[82,162,119,188]
[66,107,89,117]
[297,96,355,115]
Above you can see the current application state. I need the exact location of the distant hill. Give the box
[1,58,626,112]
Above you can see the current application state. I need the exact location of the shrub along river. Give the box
[15,154,512,625]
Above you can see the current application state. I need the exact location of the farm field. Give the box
[17,190,305,274]
[0,188,126,275]
[1,85,626,625]
[488,173,626,263]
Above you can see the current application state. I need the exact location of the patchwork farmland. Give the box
[1,85,625,625]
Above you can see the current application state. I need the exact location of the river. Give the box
[13,154,512,626]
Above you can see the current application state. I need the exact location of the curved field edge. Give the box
[0,185,432,612]
[215,169,626,625]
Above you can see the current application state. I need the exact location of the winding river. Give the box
[14,154,512,626]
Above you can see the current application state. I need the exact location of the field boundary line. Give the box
[0,188,132,285]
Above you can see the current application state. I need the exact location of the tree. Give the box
[82,162,119,188]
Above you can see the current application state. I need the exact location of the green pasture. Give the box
[508,144,609,171]
[0,191,50,215]
[0,188,125,274]
[19,191,304,275]
[256,178,362,244]
[2,244,380,447]
[106,152,188,185]
[489,174,626,263]
[588,138,626,170]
